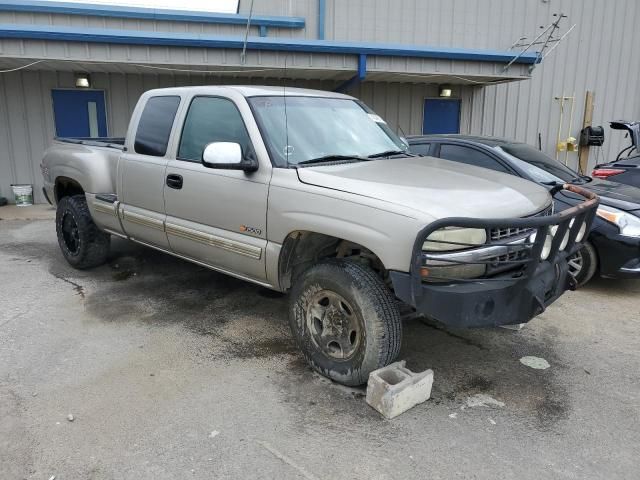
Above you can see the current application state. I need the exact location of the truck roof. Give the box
[143,85,355,99]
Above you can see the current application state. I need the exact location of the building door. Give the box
[51,89,108,138]
[423,99,461,134]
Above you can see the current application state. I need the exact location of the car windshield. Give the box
[494,143,583,184]
[248,96,408,167]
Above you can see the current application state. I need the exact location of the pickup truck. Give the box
[41,86,598,386]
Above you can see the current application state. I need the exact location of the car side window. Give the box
[178,96,254,162]
[134,96,181,157]
[439,144,510,173]
[410,143,431,156]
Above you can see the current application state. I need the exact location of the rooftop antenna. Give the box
[504,13,575,73]
[240,0,255,65]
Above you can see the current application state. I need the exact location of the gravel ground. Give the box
[1,217,639,480]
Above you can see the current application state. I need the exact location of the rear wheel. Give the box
[568,241,598,287]
[289,260,402,386]
[56,194,110,269]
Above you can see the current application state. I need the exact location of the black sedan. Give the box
[408,134,640,285]
[592,121,640,188]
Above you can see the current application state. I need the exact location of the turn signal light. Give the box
[591,168,624,179]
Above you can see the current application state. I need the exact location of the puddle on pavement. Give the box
[109,255,142,281]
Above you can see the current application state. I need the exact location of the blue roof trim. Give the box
[0,24,539,64]
[0,0,305,28]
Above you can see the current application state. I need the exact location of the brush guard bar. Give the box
[390,185,599,328]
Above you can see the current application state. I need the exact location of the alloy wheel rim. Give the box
[567,250,583,278]
[306,290,361,361]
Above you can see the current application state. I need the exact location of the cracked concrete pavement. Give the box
[1,217,639,479]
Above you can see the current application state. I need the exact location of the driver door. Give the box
[163,96,270,282]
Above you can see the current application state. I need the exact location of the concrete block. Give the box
[366,361,433,419]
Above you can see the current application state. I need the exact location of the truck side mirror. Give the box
[202,142,258,172]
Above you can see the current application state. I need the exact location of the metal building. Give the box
[0,0,638,203]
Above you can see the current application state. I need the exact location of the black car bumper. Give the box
[391,184,599,328]
[591,231,640,278]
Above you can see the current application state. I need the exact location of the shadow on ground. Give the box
[5,236,577,430]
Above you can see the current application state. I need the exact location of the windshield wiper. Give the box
[367,149,412,159]
[295,154,370,166]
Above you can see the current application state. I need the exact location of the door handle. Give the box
[166,174,183,190]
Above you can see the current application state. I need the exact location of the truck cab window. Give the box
[134,96,180,157]
[439,144,509,173]
[178,97,254,162]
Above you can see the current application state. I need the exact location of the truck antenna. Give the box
[283,55,290,168]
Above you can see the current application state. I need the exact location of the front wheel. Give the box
[56,194,110,269]
[288,260,402,386]
[568,241,598,287]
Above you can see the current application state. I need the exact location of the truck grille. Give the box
[489,205,553,243]
[485,248,531,276]
[490,226,533,241]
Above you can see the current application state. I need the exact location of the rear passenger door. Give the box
[437,144,512,174]
[163,96,269,282]
[119,96,181,248]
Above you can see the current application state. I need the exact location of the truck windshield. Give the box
[248,96,408,167]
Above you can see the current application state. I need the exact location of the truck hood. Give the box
[296,157,551,219]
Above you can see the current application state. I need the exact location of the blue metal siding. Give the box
[0,24,539,64]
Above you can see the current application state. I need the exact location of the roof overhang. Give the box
[0,24,538,65]
[0,24,538,85]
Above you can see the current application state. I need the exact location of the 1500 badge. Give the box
[240,225,262,236]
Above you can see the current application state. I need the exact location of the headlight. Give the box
[423,227,487,252]
[596,205,640,237]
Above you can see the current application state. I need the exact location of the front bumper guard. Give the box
[391,184,599,328]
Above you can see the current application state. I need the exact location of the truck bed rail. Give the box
[55,137,125,150]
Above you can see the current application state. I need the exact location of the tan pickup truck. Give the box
[41,86,598,385]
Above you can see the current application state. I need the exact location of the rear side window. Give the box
[439,144,510,173]
[411,143,431,155]
[134,96,181,157]
[178,96,254,162]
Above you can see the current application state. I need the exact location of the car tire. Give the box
[569,241,598,287]
[56,194,110,269]
[288,259,402,386]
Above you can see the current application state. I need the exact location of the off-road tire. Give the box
[571,241,598,287]
[56,194,110,269]
[289,260,402,386]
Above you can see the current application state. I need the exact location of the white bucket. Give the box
[11,184,34,206]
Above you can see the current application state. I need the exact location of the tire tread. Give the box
[56,194,110,269]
